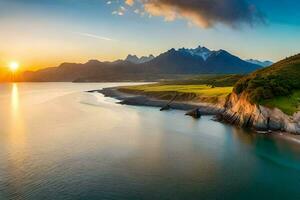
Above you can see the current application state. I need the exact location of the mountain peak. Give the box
[125,54,155,64]
[168,48,176,53]
[86,59,101,65]
[214,49,230,56]
[126,54,139,61]
[177,45,212,60]
[141,54,155,60]
[195,45,210,52]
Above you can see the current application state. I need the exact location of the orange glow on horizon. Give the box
[1,54,124,72]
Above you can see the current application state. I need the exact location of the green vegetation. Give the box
[122,84,232,97]
[234,54,300,114]
[164,74,244,87]
[260,90,300,115]
[120,75,243,103]
[120,83,232,104]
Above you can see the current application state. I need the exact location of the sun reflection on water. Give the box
[11,83,19,114]
[8,83,28,184]
[9,83,26,145]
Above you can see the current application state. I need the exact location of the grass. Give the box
[260,90,300,115]
[164,74,244,87]
[123,84,232,97]
[119,74,238,104]
[120,83,233,103]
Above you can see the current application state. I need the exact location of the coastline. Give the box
[89,86,300,145]
[92,87,224,115]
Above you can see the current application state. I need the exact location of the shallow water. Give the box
[1,83,300,200]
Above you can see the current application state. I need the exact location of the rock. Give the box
[222,92,300,134]
[185,108,201,119]
[268,118,283,131]
[160,105,171,111]
[213,113,223,121]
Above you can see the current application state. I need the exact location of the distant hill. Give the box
[245,59,273,67]
[21,46,261,82]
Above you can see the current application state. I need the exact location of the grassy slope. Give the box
[234,54,300,115]
[120,75,236,104]
[260,90,300,115]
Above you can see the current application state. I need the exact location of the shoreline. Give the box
[92,87,225,115]
[89,87,300,145]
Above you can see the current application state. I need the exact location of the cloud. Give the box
[112,5,126,16]
[124,0,265,28]
[74,32,115,41]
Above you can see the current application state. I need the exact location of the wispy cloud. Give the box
[112,5,126,16]
[74,32,115,41]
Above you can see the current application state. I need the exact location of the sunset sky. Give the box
[0,0,299,71]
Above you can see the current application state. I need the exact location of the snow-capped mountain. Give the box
[178,46,213,60]
[245,59,273,67]
[177,46,272,68]
[125,54,155,64]
[142,46,261,74]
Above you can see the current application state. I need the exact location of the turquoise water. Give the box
[1,83,300,200]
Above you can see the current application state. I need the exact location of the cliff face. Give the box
[221,92,300,134]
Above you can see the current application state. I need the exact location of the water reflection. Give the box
[11,83,19,115]
[2,83,300,199]
[8,83,28,193]
[9,83,27,147]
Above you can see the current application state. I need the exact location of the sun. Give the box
[9,61,20,72]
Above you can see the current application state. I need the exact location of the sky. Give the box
[0,0,299,71]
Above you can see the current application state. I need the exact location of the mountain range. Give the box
[124,47,272,67]
[21,46,264,82]
[245,59,273,67]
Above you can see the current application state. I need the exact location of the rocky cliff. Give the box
[220,92,300,134]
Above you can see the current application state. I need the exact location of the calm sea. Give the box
[1,83,300,200]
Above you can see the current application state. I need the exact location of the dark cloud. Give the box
[128,0,265,28]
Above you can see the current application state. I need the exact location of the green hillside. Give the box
[234,54,300,115]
